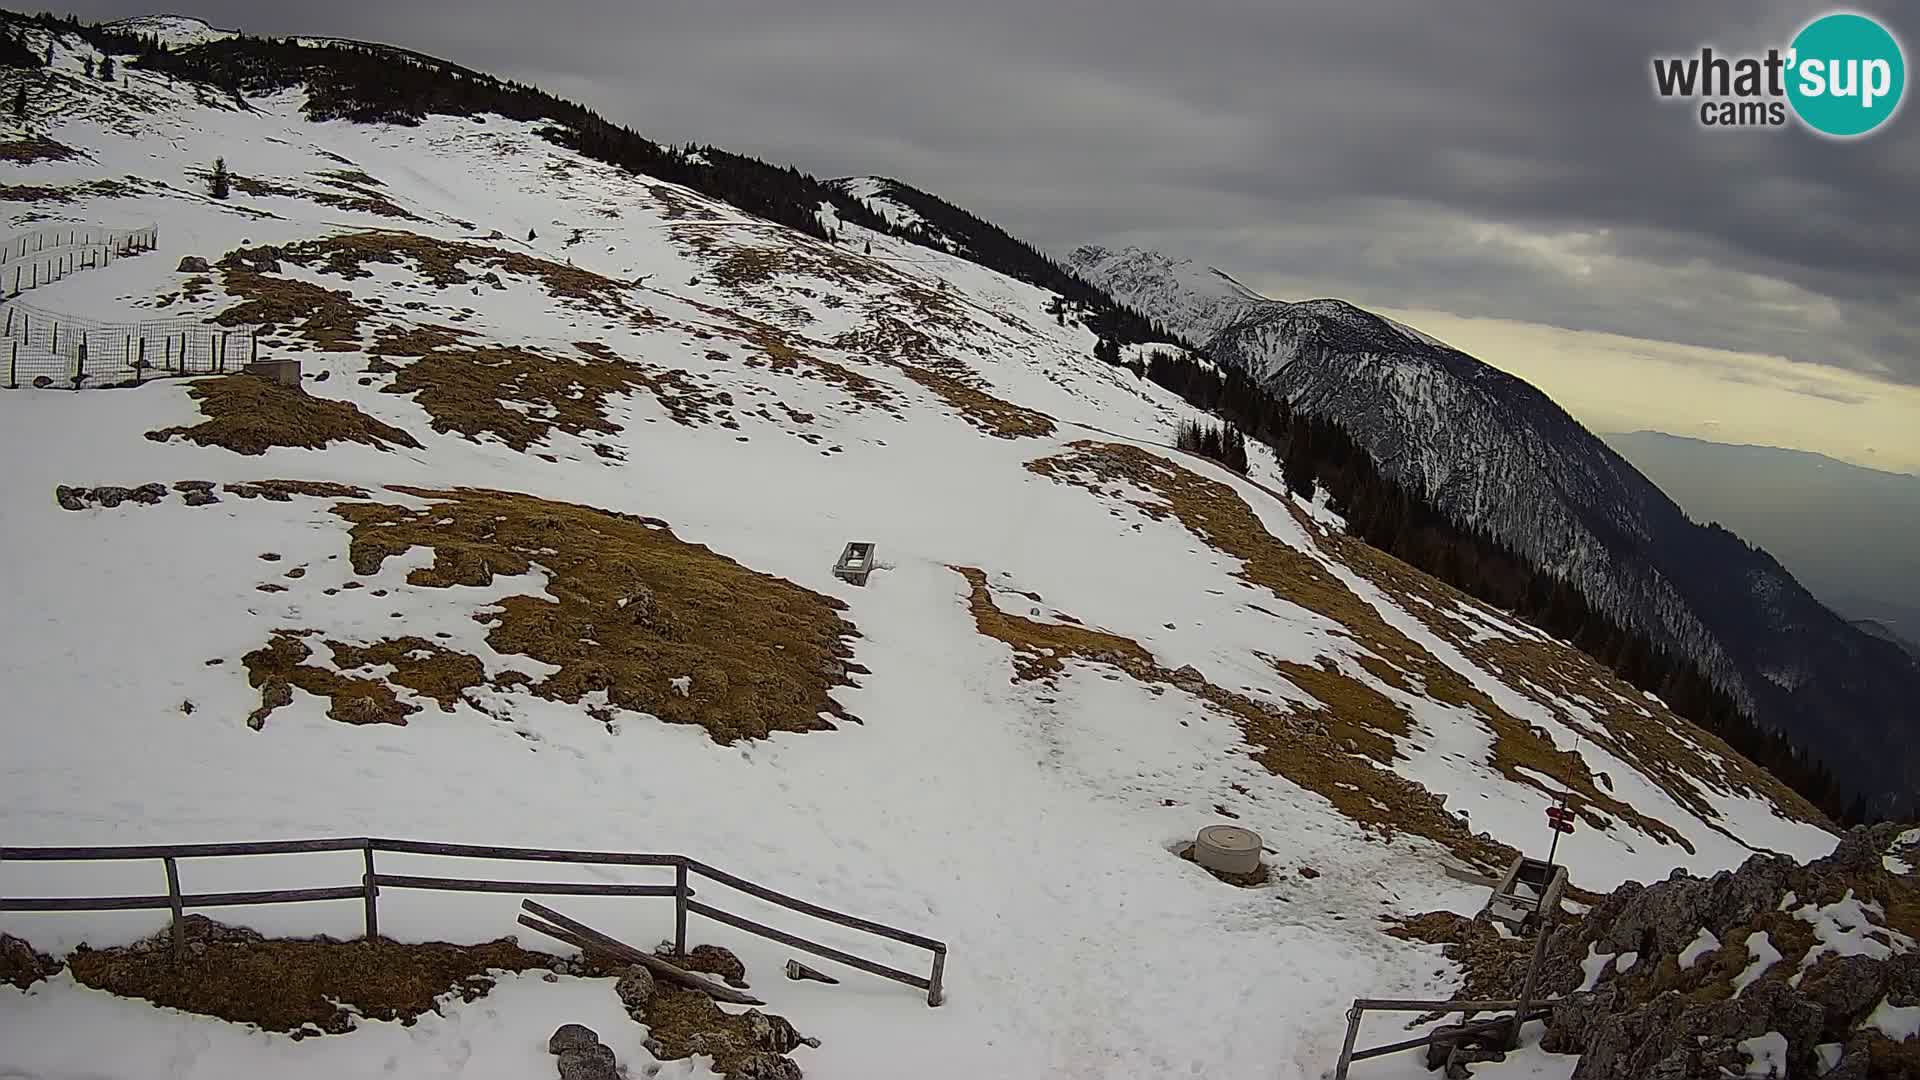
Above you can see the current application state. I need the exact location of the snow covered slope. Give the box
[102,14,238,48]
[1071,244,1920,821]
[0,21,1840,1080]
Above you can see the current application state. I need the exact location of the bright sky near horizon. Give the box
[1377,308,1920,478]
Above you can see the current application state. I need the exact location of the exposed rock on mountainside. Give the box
[1399,824,1920,1078]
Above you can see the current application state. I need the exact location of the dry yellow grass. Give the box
[145,375,421,456]
[1321,530,1830,831]
[369,326,664,452]
[66,915,550,1034]
[953,565,1512,870]
[835,316,1056,439]
[333,487,861,742]
[243,631,421,729]
[280,231,655,326]
[229,174,420,221]
[0,136,78,162]
[216,251,373,352]
[1024,441,1695,854]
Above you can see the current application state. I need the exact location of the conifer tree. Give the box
[98,53,113,81]
[209,157,230,200]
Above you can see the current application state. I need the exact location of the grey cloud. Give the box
[51,0,1920,384]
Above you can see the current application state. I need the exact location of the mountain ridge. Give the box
[1072,244,1920,819]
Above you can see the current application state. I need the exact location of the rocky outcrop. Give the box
[1405,825,1920,1079]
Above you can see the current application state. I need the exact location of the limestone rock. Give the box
[548,1024,601,1055]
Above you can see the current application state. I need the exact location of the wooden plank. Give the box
[0,894,175,912]
[519,900,765,1006]
[181,886,366,908]
[686,899,930,992]
[682,859,945,953]
[376,873,679,897]
[362,841,379,941]
[370,839,680,867]
[163,857,185,961]
[0,838,367,861]
[0,885,364,912]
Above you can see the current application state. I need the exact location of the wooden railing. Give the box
[0,837,947,1005]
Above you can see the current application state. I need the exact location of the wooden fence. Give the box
[0,837,947,1005]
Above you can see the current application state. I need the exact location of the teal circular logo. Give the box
[1787,12,1905,137]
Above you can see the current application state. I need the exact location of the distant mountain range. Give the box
[1605,430,1920,648]
[1071,245,1920,818]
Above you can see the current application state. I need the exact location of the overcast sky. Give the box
[54,1,1920,467]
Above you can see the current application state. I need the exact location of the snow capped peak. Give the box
[103,13,238,47]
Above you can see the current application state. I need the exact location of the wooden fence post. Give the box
[362,841,379,941]
[163,856,185,962]
[674,861,688,956]
[8,341,16,389]
[251,335,259,364]
[928,947,946,1006]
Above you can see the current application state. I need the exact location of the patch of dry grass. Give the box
[242,631,421,729]
[0,933,61,990]
[953,564,1511,869]
[216,250,373,352]
[145,375,421,456]
[642,987,813,1075]
[1329,539,1830,831]
[370,325,652,452]
[280,231,655,325]
[333,487,861,742]
[65,915,550,1034]
[229,174,420,221]
[1023,441,1694,859]
[0,136,79,162]
[326,637,488,712]
[835,316,1055,439]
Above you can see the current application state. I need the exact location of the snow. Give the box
[1578,942,1616,991]
[1678,926,1720,969]
[1733,932,1782,996]
[1736,1031,1789,1078]
[1815,1042,1845,1074]
[1867,996,1920,1041]
[1790,889,1914,985]
[0,47,1846,1080]
[1614,950,1638,972]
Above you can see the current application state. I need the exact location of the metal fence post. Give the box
[674,861,689,956]
[928,947,946,1006]
[362,841,379,941]
[8,341,16,389]
[1332,1002,1364,1080]
[163,856,185,962]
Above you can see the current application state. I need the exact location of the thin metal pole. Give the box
[163,856,185,962]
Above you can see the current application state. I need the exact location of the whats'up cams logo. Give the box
[1652,11,1906,137]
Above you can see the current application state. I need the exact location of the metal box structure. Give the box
[833,542,876,586]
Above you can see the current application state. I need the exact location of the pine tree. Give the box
[98,54,114,81]
[209,157,230,200]
[83,54,93,78]
[43,43,52,66]
[12,82,24,121]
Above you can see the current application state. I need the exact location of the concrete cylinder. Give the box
[1195,824,1262,875]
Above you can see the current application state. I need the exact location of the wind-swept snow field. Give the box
[0,18,1840,1080]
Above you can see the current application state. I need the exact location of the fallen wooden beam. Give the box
[519,900,765,1006]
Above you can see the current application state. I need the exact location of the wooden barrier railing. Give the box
[0,837,947,1005]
